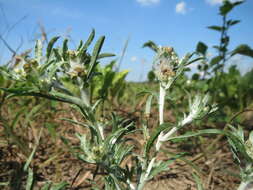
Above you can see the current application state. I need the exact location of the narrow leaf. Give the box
[87,36,105,79]
[62,39,68,61]
[144,123,171,157]
[25,168,34,190]
[98,53,115,59]
[83,29,95,51]
[227,19,240,26]
[51,182,68,190]
[192,173,204,190]
[143,40,159,52]
[35,40,43,63]
[145,94,153,118]
[46,36,60,59]
[208,25,224,32]
[167,129,225,141]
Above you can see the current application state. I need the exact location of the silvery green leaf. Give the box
[142,123,149,141]
[83,29,95,51]
[91,99,102,112]
[50,182,68,190]
[48,61,64,81]
[143,40,159,52]
[23,128,42,171]
[145,94,153,118]
[237,126,245,142]
[109,165,127,181]
[62,39,68,61]
[249,131,253,144]
[180,53,192,66]
[144,123,171,158]
[104,127,128,148]
[114,143,133,164]
[47,36,60,59]
[147,160,170,180]
[77,40,83,51]
[180,93,215,126]
[62,117,99,140]
[38,60,55,74]
[98,53,115,59]
[147,154,183,181]
[245,131,253,160]
[35,40,43,63]
[192,173,204,190]
[87,36,105,80]
[25,168,34,190]
[76,133,91,155]
[228,137,241,164]
[53,48,62,61]
[41,182,51,190]
[226,126,252,163]
[166,129,225,141]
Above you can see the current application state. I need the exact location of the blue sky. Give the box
[0,0,252,81]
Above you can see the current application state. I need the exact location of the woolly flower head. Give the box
[67,50,86,78]
[13,56,39,79]
[153,46,179,82]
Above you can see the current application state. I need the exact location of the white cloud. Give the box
[175,1,187,14]
[130,56,138,62]
[206,0,243,6]
[136,0,160,6]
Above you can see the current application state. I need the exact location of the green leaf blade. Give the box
[46,36,60,59]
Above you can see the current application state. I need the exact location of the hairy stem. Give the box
[159,84,166,125]
[237,180,253,190]
[137,158,156,190]
[156,84,166,151]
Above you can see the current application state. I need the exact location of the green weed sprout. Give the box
[0,30,137,189]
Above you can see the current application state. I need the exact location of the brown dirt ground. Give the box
[1,102,252,190]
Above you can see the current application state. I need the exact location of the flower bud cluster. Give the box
[90,145,105,161]
[67,50,86,78]
[180,94,213,126]
[13,56,39,79]
[153,46,179,83]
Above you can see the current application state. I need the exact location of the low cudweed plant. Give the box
[225,125,253,190]
[1,30,250,190]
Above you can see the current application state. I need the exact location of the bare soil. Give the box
[1,103,252,190]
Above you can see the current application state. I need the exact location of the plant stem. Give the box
[127,179,135,190]
[159,84,166,125]
[80,87,91,107]
[237,180,253,190]
[218,14,228,73]
[156,84,166,151]
[238,164,253,190]
[137,158,156,190]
